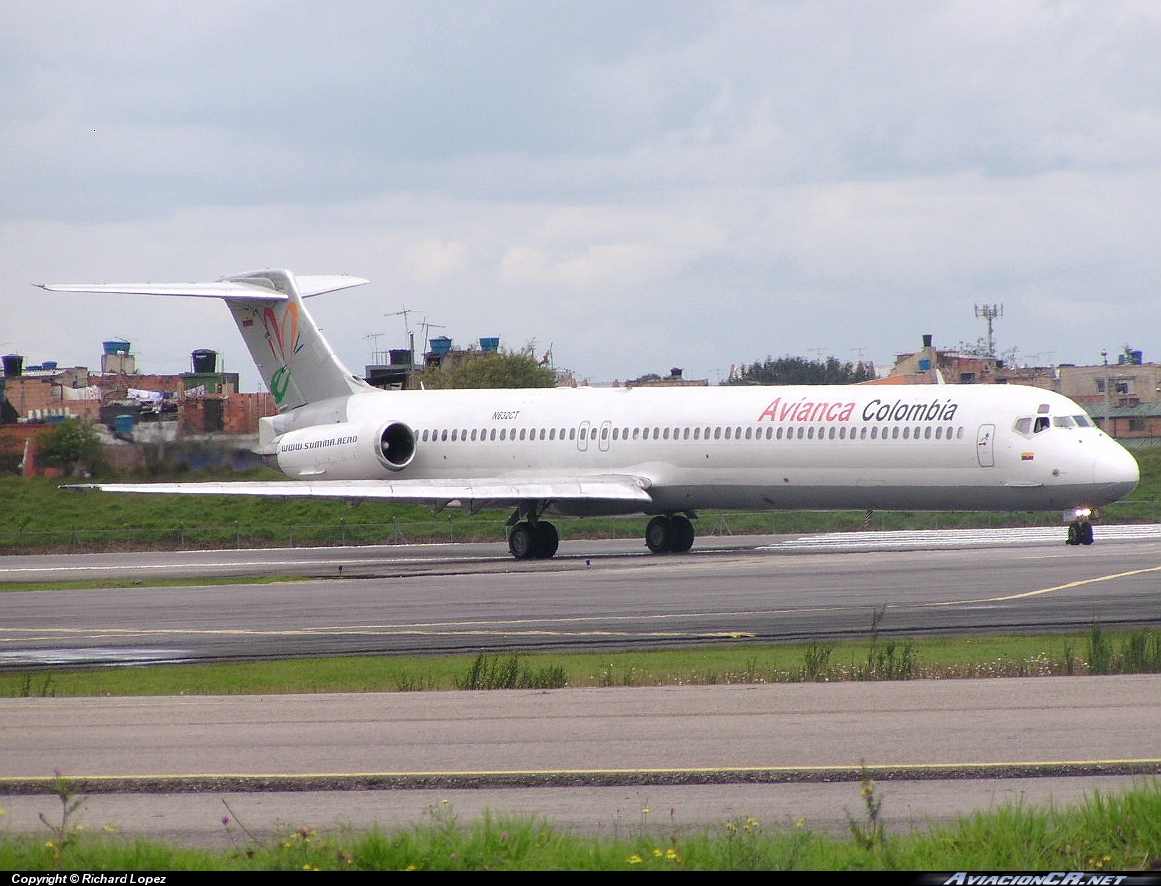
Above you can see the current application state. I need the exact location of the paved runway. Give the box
[2,529,1161,665]
[2,529,1160,846]
[2,677,1158,845]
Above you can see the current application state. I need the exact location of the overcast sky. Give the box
[3,1,1160,390]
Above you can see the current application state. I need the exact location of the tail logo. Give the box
[263,301,302,405]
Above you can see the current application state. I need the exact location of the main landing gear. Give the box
[1066,521,1094,546]
[507,519,559,560]
[645,514,696,554]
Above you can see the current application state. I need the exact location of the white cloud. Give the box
[2,1,1161,385]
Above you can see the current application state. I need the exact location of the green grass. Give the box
[3,778,1160,870]
[3,445,1161,553]
[6,629,1159,698]
[0,576,306,593]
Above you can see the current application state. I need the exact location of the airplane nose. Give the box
[1094,442,1139,500]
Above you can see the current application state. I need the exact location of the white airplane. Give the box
[42,269,1140,557]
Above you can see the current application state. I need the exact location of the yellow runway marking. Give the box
[932,563,1161,606]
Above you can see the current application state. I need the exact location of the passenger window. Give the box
[499,429,506,441]
[569,428,576,440]
[715,427,722,439]
[602,426,609,440]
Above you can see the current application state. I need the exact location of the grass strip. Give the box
[0,576,307,593]
[2,777,1159,870]
[4,629,1158,697]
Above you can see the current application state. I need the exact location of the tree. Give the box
[723,355,876,386]
[412,347,557,389]
[35,419,105,476]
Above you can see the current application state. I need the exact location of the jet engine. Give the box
[274,420,416,479]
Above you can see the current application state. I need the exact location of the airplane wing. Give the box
[61,474,654,508]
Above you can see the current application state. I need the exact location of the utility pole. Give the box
[1102,349,1111,436]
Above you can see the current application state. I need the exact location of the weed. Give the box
[847,766,884,854]
[1088,622,1112,675]
[37,769,84,870]
[455,653,567,690]
[801,642,833,681]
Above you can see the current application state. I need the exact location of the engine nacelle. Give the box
[274,420,416,479]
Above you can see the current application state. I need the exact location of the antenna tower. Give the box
[974,304,1004,358]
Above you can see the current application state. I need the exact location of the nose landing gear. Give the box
[1066,521,1094,546]
[1064,507,1098,546]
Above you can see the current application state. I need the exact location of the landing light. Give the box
[1063,506,1097,523]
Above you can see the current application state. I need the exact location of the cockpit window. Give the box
[1015,417,1032,435]
[1073,415,1093,427]
[1034,416,1050,433]
[1052,416,1075,428]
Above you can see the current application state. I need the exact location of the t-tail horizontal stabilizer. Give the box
[39,270,374,412]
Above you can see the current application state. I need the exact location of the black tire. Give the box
[1066,523,1080,546]
[1080,522,1094,545]
[535,521,559,558]
[670,515,695,553]
[508,522,539,559]
[645,516,672,554]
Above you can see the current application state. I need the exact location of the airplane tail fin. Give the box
[40,269,373,412]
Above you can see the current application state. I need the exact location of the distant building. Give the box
[0,343,272,437]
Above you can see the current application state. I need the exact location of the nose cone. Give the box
[1094,441,1139,503]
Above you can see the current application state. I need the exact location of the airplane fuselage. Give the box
[269,382,1138,518]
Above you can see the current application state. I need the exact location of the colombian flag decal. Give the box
[1021,452,1035,461]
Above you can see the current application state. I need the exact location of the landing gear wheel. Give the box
[644,516,695,554]
[645,516,673,553]
[670,515,695,553]
[535,521,559,558]
[1066,521,1094,546]
[508,522,538,559]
